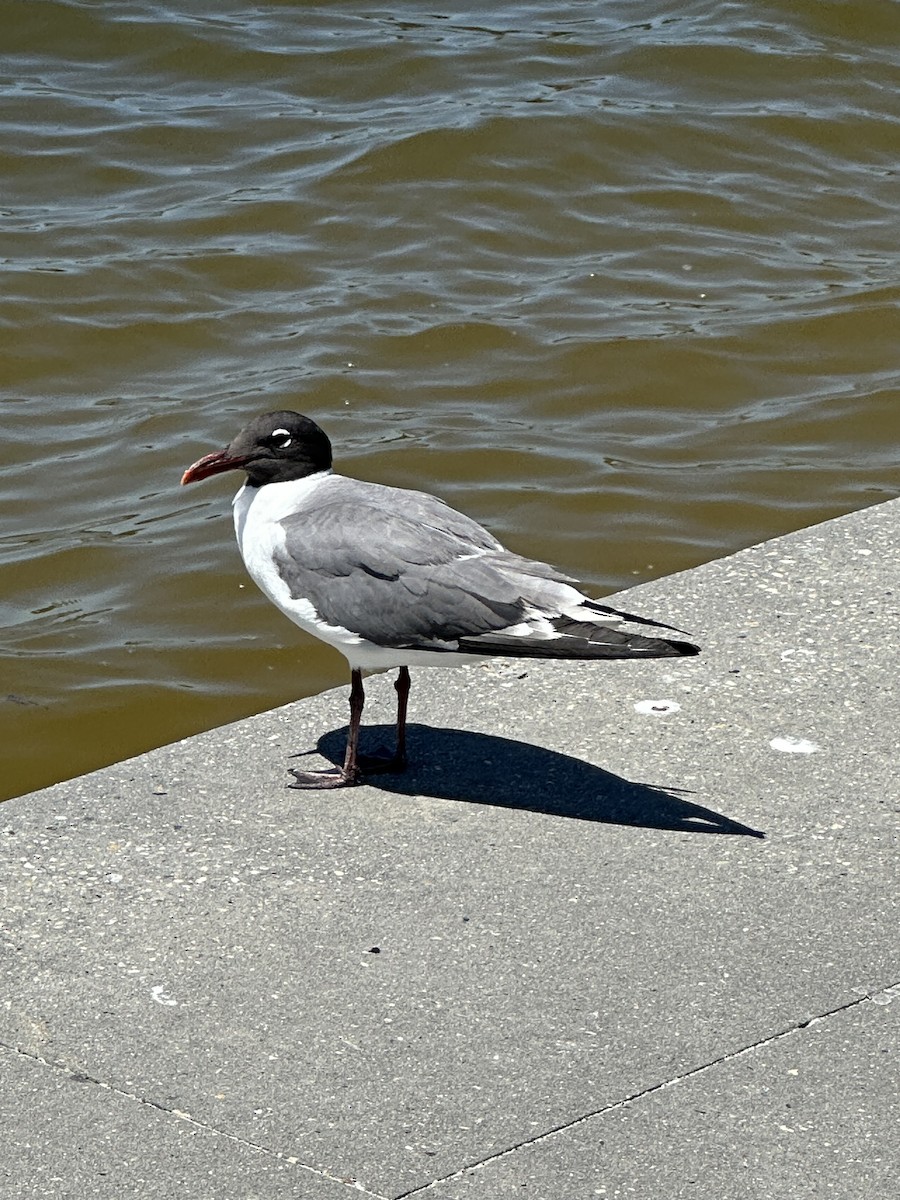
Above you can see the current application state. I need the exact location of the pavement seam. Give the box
[0,1039,390,1200]
[392,982,900,1198]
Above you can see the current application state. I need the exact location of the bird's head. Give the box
[181,411,333,488]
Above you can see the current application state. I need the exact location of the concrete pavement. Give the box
[2,497,898,1198]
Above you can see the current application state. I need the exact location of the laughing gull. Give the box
[182,411,699,788]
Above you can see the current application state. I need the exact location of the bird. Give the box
[181,411,699,789]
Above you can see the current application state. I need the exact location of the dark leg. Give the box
[354,665,410,774]
[393,666,410,768]
[288,668,411,790]
[288,668,367,789]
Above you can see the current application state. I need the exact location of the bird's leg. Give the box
[341,666,366,778]
[288,668,367,789]
[356,666,410,774]
[288,667,410,789]
[393,666,410,768]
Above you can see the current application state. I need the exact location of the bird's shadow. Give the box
[312,723,764,838]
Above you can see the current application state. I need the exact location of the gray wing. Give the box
[274,478,570,647]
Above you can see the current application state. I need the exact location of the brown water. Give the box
[2,1,899,802]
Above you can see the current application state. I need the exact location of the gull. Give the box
[182,411,699,788]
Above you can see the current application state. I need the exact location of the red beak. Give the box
[181,450,250,485]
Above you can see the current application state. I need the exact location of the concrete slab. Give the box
[424,984,900,1200]
[2,497,898,1196]
[0,1044,375,1199]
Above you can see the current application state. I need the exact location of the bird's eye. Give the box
[271,428,292,449]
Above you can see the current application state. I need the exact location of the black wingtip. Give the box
[584,599,693,638]
[667,638,701,657]
[454,630,701,661]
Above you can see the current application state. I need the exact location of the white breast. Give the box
[233,472,335,631]
[231,473,392,667]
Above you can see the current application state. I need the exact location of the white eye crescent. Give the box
[272,428,292,448]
